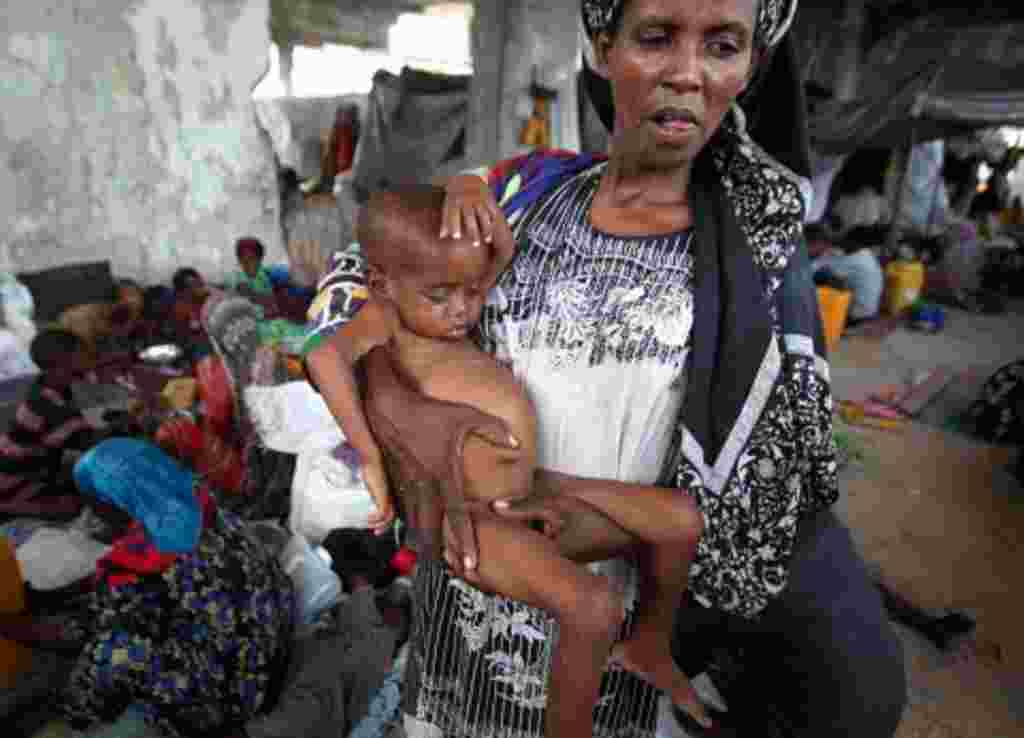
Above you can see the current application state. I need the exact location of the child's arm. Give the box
[306,298,397,533]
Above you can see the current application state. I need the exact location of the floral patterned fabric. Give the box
[965,359,1024,445]
[62,486,295,737]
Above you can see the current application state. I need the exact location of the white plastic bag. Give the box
[0,328,38,382]
[0,272,37,350]
[15,527,110,591]
[244,381,337,454]
[280,532,342,625]
[289,428,378,543]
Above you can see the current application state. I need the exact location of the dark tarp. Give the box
[809,15,1024,154]
[351,67,469,200]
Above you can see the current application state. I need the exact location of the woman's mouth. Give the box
[651,108,700,140]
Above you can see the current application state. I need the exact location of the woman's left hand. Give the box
[441,174,515,289]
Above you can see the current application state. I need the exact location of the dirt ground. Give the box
[829,304,1024,738]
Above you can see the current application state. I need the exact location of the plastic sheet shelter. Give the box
[809,15,1024,155]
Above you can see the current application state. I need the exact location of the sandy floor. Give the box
[829,305,1024,738]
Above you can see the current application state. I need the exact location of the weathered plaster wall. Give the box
[0,0,281,284]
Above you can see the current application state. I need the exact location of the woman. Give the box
[1,438,295,737]
[306,1,905,736]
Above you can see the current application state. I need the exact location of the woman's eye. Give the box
[638,32,669,46]
[424,291,449,304]
[708,38,741,57]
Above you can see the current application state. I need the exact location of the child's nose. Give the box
[449,293,469,319]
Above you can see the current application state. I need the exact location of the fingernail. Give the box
[486,234,493,243]
[464,555,474,570]
[473,239,480,247]
[508,434,520,448]
[494,500,509,509]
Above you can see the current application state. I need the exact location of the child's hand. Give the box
[363,457,396,535]
[441,174,514,288]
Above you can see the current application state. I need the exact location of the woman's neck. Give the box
[602,152,695,208]
[591,150,696,236]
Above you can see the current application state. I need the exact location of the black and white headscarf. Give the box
[581,0,798,51]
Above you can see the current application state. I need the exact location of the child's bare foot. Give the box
[611,630,711,729]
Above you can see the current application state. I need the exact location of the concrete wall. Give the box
[0,0,282,284]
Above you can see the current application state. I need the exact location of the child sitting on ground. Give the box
[324,185,711,735]
[0,330,99,520]
[230,237,285,299]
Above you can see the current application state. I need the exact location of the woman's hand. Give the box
[441,174,515,288]
[491,495,568,539]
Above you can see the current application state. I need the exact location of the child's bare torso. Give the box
[395,340,536,504]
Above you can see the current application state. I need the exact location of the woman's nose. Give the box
[663,41,702,90]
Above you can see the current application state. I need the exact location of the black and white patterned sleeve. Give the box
[777,238,839,510]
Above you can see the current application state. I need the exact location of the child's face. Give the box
[385,242,490,341]
[239,253,261,278]
[186,275,209,301]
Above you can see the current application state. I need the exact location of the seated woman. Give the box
[230,237,276,297]
[0,438,295,737]
[171,267,214,359]
[230,237,313,323]
[807,223,885,323]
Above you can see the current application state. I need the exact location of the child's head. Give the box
[359,185,493,341]
[235,237,265,278]
[30,329,90,387]
[172,268,207,301]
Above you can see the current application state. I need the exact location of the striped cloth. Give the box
[0,379,93,517]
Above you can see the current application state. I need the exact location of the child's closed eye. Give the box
[423,289,451,304]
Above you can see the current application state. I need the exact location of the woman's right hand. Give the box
[441,174,515,288]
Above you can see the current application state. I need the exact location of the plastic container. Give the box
[816,286,852,355]
[909,302,945,333]
[280,533,343,625]
[885,260,926,316]
[0,537,33,688]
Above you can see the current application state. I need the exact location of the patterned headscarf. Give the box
[582,0,798,51]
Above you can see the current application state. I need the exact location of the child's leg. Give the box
[538,478,709,726]
[469,516,624,738]
[614,538,708,726]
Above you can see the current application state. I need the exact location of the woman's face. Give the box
[597,0,758,171]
